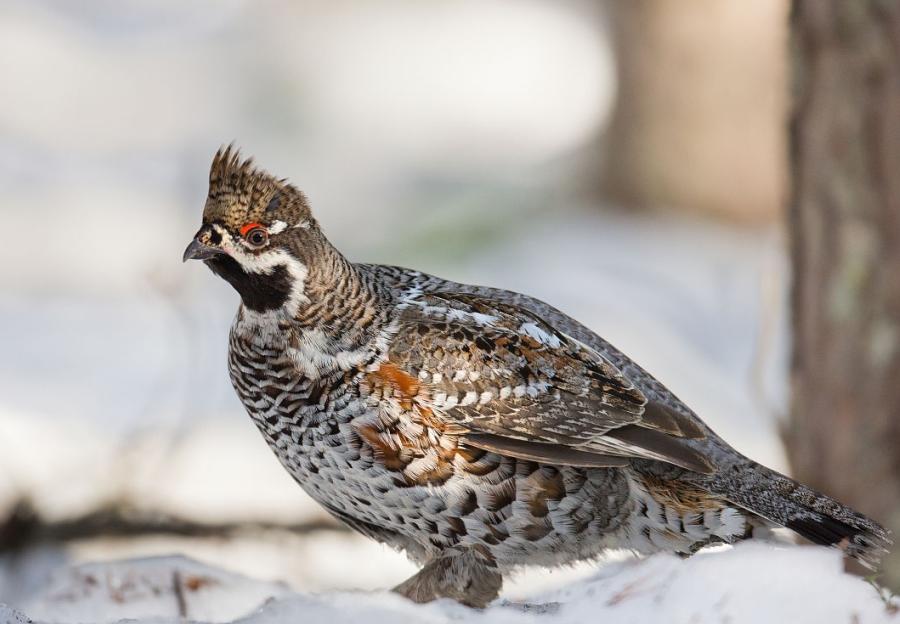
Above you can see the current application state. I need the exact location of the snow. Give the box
[12,556,292,624]
[2,544,895,624]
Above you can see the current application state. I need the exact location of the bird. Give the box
[184,146,890,608]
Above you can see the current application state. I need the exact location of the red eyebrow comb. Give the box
[239,222,263,236]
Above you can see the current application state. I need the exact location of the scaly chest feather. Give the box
[227,313,462,487]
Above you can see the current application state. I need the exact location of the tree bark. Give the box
[601,0,787,222]
[787,0,900,587]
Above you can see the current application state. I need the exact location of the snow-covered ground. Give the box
[2,544,896,624]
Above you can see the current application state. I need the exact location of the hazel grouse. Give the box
[183,147,890,608]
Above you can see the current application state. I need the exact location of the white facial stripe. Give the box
[211,224,310,318]
[231,247,293,274]
[269,220,288,235]
[211,223,230,239]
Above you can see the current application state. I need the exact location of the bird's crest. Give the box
[204,144,311,229]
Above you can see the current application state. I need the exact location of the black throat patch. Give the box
[205,255,294,312]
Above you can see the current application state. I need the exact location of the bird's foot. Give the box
[393,546,502,609]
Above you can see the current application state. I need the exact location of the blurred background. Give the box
[2,0,895,614]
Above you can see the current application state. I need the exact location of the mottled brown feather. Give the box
[388,291,716,474]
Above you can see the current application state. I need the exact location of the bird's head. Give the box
[184,146,322,314]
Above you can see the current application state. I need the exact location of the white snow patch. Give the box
[14,556,293,624]
[4,544,896,624]
[0,605,32,624]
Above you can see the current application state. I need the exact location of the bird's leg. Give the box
[392,546,502,608]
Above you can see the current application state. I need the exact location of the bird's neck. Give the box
[294,246,388,339]
[235,245,392,370]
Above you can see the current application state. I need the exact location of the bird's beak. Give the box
[183,229,224,262]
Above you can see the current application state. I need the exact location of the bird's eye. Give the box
[244,227,269,248]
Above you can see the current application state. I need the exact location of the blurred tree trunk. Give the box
[601,0,787,222]
[786,0,900,587]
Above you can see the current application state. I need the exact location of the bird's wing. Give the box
[380,291,714,474]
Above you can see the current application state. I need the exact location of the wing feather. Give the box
[462,434,630,468]
[390,291,714,473]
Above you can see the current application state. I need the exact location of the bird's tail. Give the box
[696,460,892,570]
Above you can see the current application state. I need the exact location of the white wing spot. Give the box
[520,322,562,348]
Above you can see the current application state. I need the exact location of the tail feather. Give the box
[785,513,890,570]
[698,461,892,570]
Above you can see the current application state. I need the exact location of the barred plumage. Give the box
[184,147,891,607]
